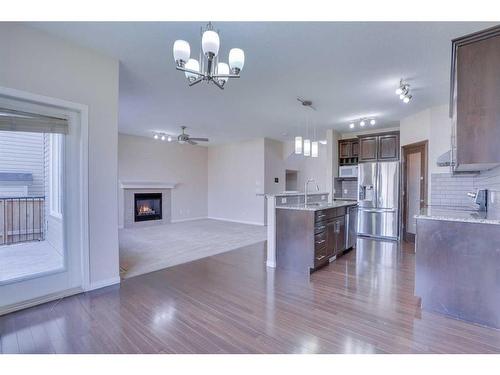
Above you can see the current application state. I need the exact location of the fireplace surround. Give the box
[134,193,162,222]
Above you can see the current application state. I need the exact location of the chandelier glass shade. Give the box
[311,141,319,158]
[303,139,311,157]
[173,22,244,89]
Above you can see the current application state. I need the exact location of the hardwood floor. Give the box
[1,237,500,354]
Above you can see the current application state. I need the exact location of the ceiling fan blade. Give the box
[188,137,209,142]
[310,105,317,111]
[187,139,198,145]
[297,97,304,104]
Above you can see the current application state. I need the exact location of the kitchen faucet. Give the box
[305,179,320,206]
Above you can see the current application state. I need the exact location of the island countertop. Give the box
[276,200,358,212]
[415,206,500,225]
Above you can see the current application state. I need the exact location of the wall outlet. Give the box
[274,177,279,183]
[344,189,348,194]
[321,195,326,200]
[281,197,287,204]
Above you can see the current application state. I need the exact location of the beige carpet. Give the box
[119,219,266,279]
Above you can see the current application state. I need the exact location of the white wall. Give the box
[400,104,452,202]
[118,133,208,224]
[264,138,285,194]
[282,141,329,192]
[208,139,265,225]
[0,23,120,286]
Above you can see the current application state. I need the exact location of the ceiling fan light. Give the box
[360,120,366,127]
[173,40,190,65]
[184,58,200,80]
[303,139,311,157]
[395,87,403,95]
[202,30,220,57]
[370,119,376,125]
[349,123,355,129]
[154,134,159,140]
[295,136,303,154]
[161,135,166,141]
[217,62,230,83]
[403,95,412,103]
[311,141,319,158]
[229,48,245,73]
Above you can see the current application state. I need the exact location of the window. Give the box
[49,133,63,218]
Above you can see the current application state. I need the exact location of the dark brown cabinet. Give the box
[338,138,359,165]
[378,134,399,160]
[450,26,500,171]
[358,132,399,162]
[276,205,355,273]
[359,136,378,161]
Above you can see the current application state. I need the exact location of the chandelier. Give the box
[172,22,245,89]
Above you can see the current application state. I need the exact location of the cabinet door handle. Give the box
[316,239,326,244]
[317,214,326,218]
[316,225,326,231]
[316,255,325,261]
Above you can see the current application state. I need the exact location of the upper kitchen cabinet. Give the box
[358,132,400,162]
[338,138,359,165]
[450,25,500,172]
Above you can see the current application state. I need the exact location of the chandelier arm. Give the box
[211,79,225,90]
[212,74,240,79]
[176,66,205,77]
[188,77,204,86]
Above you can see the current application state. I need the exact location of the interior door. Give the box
[0,97,84,314]
[402,141,428,243]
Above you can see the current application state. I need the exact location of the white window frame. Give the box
[49,133,63,219]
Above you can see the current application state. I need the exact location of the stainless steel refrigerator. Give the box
[357,161,399,240]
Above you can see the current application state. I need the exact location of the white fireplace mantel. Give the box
[119,181,177,189]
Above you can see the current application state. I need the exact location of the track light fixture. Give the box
[153,132,173,141]
[396,79,412,103]
[348,117,377,129]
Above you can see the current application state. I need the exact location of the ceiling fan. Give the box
[297,97,317,111]
[177,126,209,145]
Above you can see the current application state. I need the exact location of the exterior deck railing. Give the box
[0,196,45,245]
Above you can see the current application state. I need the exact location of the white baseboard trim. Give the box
[207,216,265,226]
[0,287,83,316]
[170,216,208,223]
[87,276,121,291]
[266,260,276,268]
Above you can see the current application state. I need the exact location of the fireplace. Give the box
[134,193,162,222]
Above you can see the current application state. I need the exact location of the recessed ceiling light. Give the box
[154,134,159,140]
[167,135,172,142]
[161,135,166,141]
[349,123,355,129]
[360,120,366,127]
[370,119,376,126]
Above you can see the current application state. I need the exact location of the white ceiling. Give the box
[28,21,496,144]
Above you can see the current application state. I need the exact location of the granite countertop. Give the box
[277,200,358,212]
[415,206,500,225]
[261,191,330,197]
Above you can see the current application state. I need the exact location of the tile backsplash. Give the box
[334,178,358,200]
[431,165,500,210]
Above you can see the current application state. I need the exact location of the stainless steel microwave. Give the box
[339,165,358,178]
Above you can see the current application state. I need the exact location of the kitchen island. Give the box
[415,206,500,329]
[276,200,358,273]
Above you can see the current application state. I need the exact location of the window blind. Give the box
[0,108,68,134]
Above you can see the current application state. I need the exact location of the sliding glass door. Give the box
[0,96,85,314]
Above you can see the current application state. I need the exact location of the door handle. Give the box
[316,255,326,261]
[316,239,326,245]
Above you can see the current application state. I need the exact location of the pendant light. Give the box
[295,136,303,154]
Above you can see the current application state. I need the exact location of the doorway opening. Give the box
[402,140,428,243]
[285,169,299,191]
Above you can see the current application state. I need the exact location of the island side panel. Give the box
[276,209,315,273]
[415,218,500,329]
